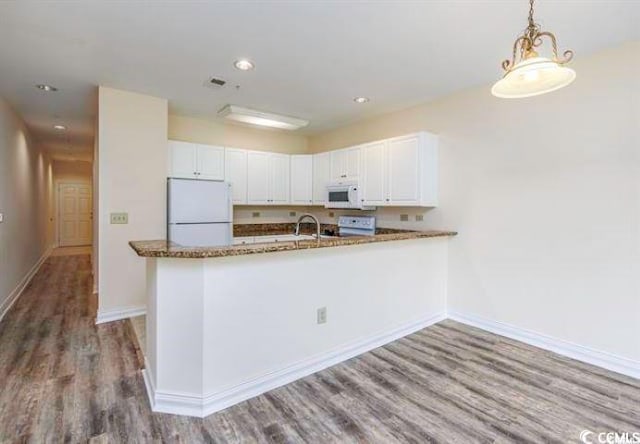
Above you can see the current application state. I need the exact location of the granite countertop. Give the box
[129,223,457,259]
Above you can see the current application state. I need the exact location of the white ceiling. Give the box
[0,1,637,160]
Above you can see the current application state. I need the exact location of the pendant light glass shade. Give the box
[493,0,575,99]
[491,56,576,98]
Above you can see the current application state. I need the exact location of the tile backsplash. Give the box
[233,205,438,230]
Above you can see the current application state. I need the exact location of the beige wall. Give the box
[310,42,640,362]
[0,96,54,319]
[169,114,309,154]
[97,87,168,320]
[52,159,92,182]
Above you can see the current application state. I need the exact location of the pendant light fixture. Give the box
[492,0,575,98]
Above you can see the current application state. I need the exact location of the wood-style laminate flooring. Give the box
[1,254,638,443]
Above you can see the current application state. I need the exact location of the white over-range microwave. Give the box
[325,182,375,210]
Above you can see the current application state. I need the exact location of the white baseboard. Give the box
[0,246,52,322]
[145,310,447,418]
[448,310,640,380]
[96,305,146,324]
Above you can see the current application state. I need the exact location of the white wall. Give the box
[310,42,640,362]
[0,96,53,319]
[97,87,168,322]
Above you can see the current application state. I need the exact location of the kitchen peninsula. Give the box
[131,223,456,417]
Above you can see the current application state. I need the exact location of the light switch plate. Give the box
[110,212,128,224]
[0,213,3,223]
[252,212,260,218]
[289,211,296,217]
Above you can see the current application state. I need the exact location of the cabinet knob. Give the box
[386,198,390,201]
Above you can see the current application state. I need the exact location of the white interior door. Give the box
[59,183,92,247]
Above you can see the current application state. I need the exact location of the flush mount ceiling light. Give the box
[353,97,370,104]
[234,59,255,71]
[492,0,575,99]
[36,84,58,92]
[218,105,309,130]
[53,124,66,130]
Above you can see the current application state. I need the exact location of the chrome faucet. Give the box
[295,213,321,241]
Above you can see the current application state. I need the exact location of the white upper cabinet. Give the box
[330,147,360,182]
[269,154,290,204]
[359,132,438,207]
[224,148,248,204]
[169,131,437,207]
[168,140,198,179]
[196,145,225,180]
[247,151,271,204]
[247,151,290,205]
[387,134,421,204]
[312,152,331,205]
[290,155,313,205]
[360,141,387,206]
[168,140,224,180]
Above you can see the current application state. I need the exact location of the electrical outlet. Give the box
[317,307,327,324]
[252,212,260,218]
[400,214,409,222]
[289,211,296,217]
[415,214,424,222]
[0,212,4,223]
[110,212,128,224]
[329,212,335,218]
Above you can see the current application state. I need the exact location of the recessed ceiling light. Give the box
[53,124,66,130]
[353,97,370,104]
[234,59,255,71]
[36,84,58,92]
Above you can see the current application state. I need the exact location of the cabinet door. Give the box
[388,135,421,204]
[330,150,346,181]
[269,154,290,204]
[224,148,248,204]
[168,140,198,179]
[247,151,271,204]
[312,152,331,205]
[290,155,313,205]
[344,147,361,180]
[360,141,387,205]
[197,145,225,180]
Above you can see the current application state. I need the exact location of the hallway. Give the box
[1,254,639,443]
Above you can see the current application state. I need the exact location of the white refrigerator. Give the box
[167,178,233,247]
